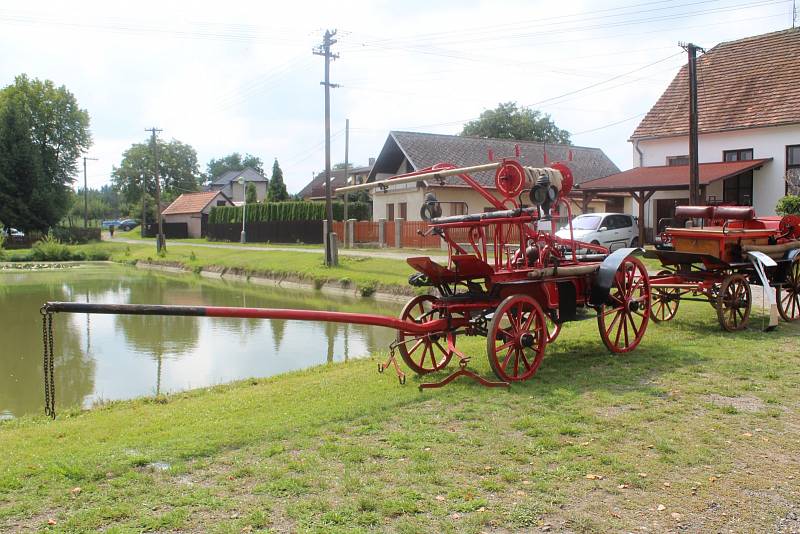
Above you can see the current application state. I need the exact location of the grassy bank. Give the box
[1,300,798,532]
[11,241,420,295]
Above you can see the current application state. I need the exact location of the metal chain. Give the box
[40,307,56,419]
[41,307,51,417]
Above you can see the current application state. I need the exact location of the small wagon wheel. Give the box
[716,274,751,331]
[597,256,650,353]
[544,313,561,343]
[486,295,547,382]
[396,295,455,375]
[777,257,800,322]
[650,270,680,322]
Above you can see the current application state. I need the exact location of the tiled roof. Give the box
[162,191,230,215]
[369,131,619,187]
[578,159,771,192]
[298,164,373,199]
[211,167,268,186]
[632,28,800,140]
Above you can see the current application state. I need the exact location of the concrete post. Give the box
[395,217,404,248]
[378,218,386,248]
[323,219,329,252]
[346,219,356,249]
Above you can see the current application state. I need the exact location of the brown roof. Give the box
[162,191,230,215]
[369,131,619,187]
[631,28,800,140]
[578,159,771,192]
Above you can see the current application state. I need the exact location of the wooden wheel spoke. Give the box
[522,309,534,331]
[606,309,623,336]
[495,339,515,353]
[500,346,514,371]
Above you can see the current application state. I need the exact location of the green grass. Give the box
[1,301,798,532]
[63,241,419,294]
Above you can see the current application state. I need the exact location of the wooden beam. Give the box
[629,189,655,246]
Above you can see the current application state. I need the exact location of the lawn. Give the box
[65,241,419,294]
[1,300,798,532]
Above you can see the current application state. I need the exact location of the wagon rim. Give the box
[777,257,800,322]
[487,295,547,382]
[597,256,650,353]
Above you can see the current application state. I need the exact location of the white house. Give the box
[578,28,800,239]
[208,167,269,203]
[365,131,621,222]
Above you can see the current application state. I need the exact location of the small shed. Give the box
[161,191,233,238]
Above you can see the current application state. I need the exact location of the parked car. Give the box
[117,219,139,231]
[7,228,25,242]
[555,213,639,251]
[101,220,121,229]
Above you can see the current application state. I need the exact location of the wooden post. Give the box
[630,190,655,245]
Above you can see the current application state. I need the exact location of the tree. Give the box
[111,138,200,209]
[206,152,264,179]
[267,159,289,202]
[245,182,257,204]
[461,102,571,144]
[0,75,92,232]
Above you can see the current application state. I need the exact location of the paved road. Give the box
[106,237,448,262]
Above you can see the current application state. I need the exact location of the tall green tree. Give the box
[206,152,264,179]
[245,182,257,204]
[111,138,200,208]
[267,159,288,202]
[461,102,571,144]
[0,75,92,232]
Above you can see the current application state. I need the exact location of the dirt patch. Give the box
[597,404,637,418]
[705,394,765,412]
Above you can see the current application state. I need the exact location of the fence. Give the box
[207,220,323,244]
[143,223,189,239]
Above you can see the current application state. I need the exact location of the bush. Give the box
[0,232,5,261]
[776,195,800,215]
[209,201,371,224]
[30,234,74,261]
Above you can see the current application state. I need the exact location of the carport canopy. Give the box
[573,158,771,244]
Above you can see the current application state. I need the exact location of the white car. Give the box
[555,213,639,251]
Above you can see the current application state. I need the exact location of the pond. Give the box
[0,265,401,419]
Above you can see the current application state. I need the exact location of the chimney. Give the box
[368,157,376,166]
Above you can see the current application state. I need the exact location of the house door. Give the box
[201,213,209,237]
[655,198,688,232]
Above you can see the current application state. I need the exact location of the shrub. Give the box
[0,232,5,261]
[30,234,74,261]
[776,195,800,215]
[208,201,371,224]
[359,283,376,298]
[51,227,101,244]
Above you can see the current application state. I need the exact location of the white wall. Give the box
[632,124,798,218]
[227,181,268,203]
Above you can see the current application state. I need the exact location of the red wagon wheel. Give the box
[716,274,751,331]
[486,294,547,382]
[777,257,800,322]
[545,314,561,343]
[396,295,455,375]
[597,256,650,353]
[650,270,680,322]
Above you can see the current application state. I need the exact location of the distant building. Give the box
[161,191,233,238]
[208,167,269,203]
[298,159,375,200]
[580,28,800,238]
[365,131,620,221]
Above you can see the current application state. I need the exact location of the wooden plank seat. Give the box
[406,254,494,284]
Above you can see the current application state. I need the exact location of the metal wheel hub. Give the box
[519,332,535,348]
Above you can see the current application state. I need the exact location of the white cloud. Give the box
[0,0,793,192]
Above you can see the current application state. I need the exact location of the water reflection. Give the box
[0,266,401,418]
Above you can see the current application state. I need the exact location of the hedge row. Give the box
[209,201,371,224]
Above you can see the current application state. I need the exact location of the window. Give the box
[723,148,753,162]
[615,215,633,228]
[216,200,227,206]
[450,202,466,216]
[399,202,407,220]
[788,145,800,194]
[387,203,395,221]
[723,172,753,205]
[667,155,689,166]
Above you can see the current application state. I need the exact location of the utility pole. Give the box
[681,42,704,205]
[145,127,165,252]
[313,29,339,266]
[82,156,98,227]
[140,168,147,238]
[343,118,350,224]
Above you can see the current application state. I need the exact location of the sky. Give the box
[0,0,795,194]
